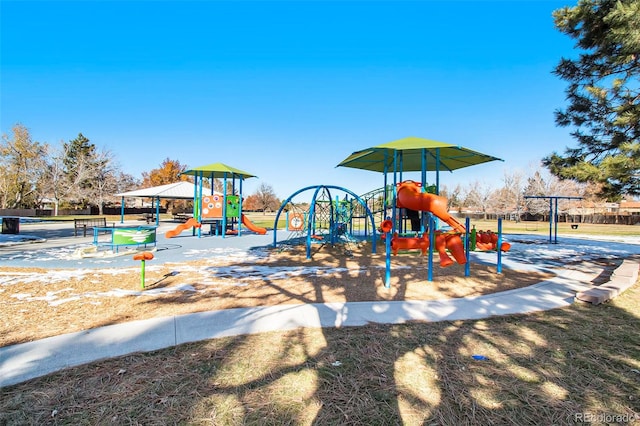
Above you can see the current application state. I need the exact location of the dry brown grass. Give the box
[1,283,638,425]
[3,241,638,425]
[0,243,552,347]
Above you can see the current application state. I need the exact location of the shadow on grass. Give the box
[1,245,639,424]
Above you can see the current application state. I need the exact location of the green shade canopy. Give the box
[182,162,257,179]
[337,136,503,173]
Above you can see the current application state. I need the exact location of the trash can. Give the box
[1,217,20,234]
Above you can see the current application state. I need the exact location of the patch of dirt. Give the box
[0,243,554,347]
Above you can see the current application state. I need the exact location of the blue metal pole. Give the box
[155,196,160,226]
[385,151,398,289]
[192,175,198,237]
[238,177,243,236]
[330,193,337,244]
[421,148,427,187]
[383,151,389,220]
[307,186,324,259]
[428,214,434,282]
[421,148,427,233]
[385,234,391,287]
[554,198,559,244]
[398,152,404,234]
[392,151,398,233]
[120,196,124,224]
[548,198,553,243]
[497,218,503,274]
[222,173,228,239]
[197,172,203,238]
[465,217,471,277]
[435,148,440,195]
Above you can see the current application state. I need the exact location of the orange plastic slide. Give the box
[391,181,467,266]
[241,214,267,235]
[396,181,466,233]
[384,230,466,267]
[165,218,201,238]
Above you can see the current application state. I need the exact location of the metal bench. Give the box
[141,213,156,224]
[172,212,193,222]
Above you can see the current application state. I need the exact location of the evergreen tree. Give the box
[63,133,99,207]
[543,0,640,200]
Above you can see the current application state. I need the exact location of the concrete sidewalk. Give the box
[0,268,598,388]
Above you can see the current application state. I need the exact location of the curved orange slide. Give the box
[396,181,466,233]
[165,218,201,238]
[241,214,267,235]
[394,180,467,266]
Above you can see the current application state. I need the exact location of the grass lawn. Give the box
[2,280,639,424]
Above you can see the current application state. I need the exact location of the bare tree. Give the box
[523,168,585,217]
[89,148,123,215]
[440,183,464,213]
[496,170,526,221]
[40,141,74,215]
[253,183,280,213]
[463,180,495,219]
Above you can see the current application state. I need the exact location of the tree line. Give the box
[0,125,137,215]
[439,169,606,221]
[0,125,282,215]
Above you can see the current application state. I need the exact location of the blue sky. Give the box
[1,0,578,199]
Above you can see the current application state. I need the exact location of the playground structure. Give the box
[335,137,510,286]
[141,177,513,271]
[273,185,378,258]
[164,196,266,238]
[524,195,584,244]
[149,163,268,239]
[113,137,512,289]
[378,181,469,268]
[272,179,510,276]
[199,193,265,235]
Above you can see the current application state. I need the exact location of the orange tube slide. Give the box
[389,231,467,267]
[396,181,466,233]
[165,218,201,238]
